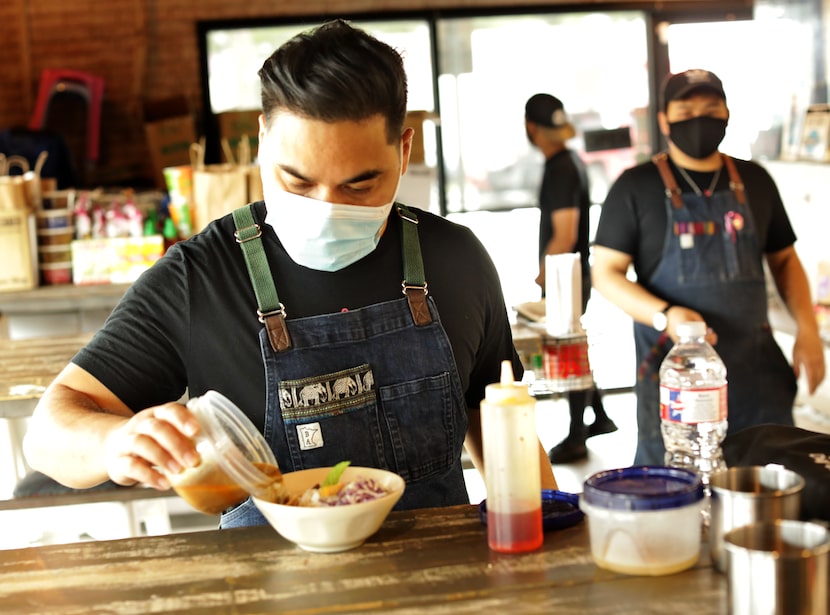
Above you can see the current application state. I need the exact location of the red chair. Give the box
[28,69,104,165]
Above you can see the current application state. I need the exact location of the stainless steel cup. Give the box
[709,465,804,573]
[725,520,829,615]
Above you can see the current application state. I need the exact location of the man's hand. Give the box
[792,330,826,395]
[103,403,202,490]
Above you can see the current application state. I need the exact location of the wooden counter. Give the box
[0,334,91,419]
[0,504,728,614]
[0,283,130,315]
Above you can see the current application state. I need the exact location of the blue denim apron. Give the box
[221,205,470,527]
[632,154,796,465]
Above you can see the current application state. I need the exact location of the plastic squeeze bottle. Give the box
[481,360,543,553]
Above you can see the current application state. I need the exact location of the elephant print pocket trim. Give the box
[278,363,376,424]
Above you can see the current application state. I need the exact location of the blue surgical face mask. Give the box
[262,176,398,272]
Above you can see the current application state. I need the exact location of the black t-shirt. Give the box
[537,149,591,264]
[594,156,796,284]
[73,201,520,432]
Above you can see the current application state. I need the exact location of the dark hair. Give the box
[258,19,408,144]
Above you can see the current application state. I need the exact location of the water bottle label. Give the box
[659,384,727,423]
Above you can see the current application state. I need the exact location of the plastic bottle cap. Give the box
[484,360,533,405]
[500,360,514,386]
[676,321,706,338]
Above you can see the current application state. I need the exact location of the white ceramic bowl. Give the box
[253,466,405,553]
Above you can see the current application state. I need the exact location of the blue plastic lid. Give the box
[582,466,703,511]
[479,490,584,531]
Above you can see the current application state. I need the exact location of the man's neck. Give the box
[667,143,722,171]
[541,141,567,159]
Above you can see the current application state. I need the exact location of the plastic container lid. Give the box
[582,466,703,511]
[479,490,584,531]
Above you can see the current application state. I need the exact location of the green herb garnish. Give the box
[322,461,351,487]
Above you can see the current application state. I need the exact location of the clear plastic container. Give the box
[580,466,704,575]
[659,321,728,491]
[165,390,284,515]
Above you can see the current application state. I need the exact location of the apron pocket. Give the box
[378,371,456,483]
[278,364,387,470]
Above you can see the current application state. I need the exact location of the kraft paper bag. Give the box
[192,165,247,232]
[226,135,263,203]
[0,176,27,211]
[0,155,27,211]
[7,152,48,210]
[190,140,248,233]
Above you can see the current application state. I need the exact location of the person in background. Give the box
[525,93,618,464]
[23,20,557,527]
[592,69,825,465]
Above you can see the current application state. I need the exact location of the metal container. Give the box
[709,465,804,573]
[725,520,829,615]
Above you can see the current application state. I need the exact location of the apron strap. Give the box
[653,151,746,208]
[652,152,684,209]
[232,205,292,352]
[396,204,432,326]
[721,154,746,205]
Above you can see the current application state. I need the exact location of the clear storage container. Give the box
[165,390,284,515]
[580,466,704,575]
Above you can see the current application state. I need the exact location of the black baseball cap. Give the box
[660,69,726,110]
[525,93,569,128]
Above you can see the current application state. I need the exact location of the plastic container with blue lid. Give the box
[580,466,704,576]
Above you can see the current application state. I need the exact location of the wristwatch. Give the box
[652,304,673,332]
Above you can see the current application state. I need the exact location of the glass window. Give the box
[436,12,650,213]
[204,19,434,115]
[665,16,816,161]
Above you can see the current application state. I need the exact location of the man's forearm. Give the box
[24,384,127,489]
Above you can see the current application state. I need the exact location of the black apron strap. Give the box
[232,205,291,352]
[396,204,432,326]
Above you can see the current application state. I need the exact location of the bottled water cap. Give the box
[676,321,706,338]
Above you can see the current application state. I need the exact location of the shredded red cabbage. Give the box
[299,477,389,507]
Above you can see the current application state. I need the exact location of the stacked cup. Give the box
[709,465,829,614]
[36,189,75,285]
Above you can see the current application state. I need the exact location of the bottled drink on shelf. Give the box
[659,321,728,491]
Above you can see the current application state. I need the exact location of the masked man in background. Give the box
[24,20,558,527]
[592,69,825,465]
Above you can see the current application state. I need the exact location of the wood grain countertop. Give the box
[0,503,727,614]
[0,333,91,418]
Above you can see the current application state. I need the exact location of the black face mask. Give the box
[668,116,727,159]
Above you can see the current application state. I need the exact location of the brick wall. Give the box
[0,0,749,187]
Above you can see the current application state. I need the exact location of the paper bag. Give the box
[0,209,37,291]
[0,154,28,211]
[3,153,48,210]
[233,136,263,204]
[192,166,247,232]
[189,140,248,233]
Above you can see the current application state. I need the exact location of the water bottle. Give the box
[481,360,543,553]
[659,321,728,490]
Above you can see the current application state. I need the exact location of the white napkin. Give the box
[544,253,583,337]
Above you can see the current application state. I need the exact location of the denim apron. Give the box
[632,154,796,465]
[221,205,470,527]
